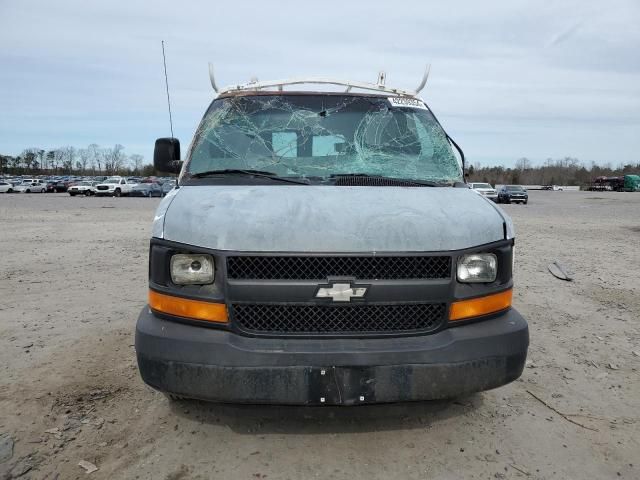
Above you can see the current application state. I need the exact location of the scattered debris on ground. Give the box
[548,260,574,281]
[0,434,14,464]
[78,459,99,474]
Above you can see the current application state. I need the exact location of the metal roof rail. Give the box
[209,64,430,97]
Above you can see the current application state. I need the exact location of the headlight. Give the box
[170,254,215,285]
[457,253,497,283]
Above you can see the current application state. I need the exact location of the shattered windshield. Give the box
[186,94,462,183]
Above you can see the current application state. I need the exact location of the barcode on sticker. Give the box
[388,97,428,110]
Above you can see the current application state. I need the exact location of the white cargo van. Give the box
[135,72,529,405]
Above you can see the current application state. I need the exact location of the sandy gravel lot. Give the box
[0,191,638,479]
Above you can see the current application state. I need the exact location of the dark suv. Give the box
[498,185,528,204]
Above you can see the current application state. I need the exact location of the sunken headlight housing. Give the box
[170,254,215,285]
[457,253,497,283]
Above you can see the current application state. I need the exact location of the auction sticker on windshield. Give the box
[388,97,428,110]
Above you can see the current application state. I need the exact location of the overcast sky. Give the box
[1,0,639,167]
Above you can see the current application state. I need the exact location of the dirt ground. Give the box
[0,191,638,480]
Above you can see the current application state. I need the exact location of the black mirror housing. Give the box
[154,138,182,174]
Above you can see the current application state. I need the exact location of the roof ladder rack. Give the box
[209,64,431,97]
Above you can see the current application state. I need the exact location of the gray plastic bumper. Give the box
[135,307,528,405]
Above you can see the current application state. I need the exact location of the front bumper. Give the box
[95,190,114,196]
[135,307,529,405]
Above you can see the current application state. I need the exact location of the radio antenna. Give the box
[161,40,174,138]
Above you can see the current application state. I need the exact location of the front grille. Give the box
[97,186,109,190]
[227,256,451,280]
[232,303,446,334]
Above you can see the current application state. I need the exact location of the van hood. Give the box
[157,185,509,252]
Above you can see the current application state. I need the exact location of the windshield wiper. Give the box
[330,173,449,187]
[190,169,309,185]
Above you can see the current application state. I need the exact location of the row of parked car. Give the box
[69,177,176,197]
[0,176,177,197]
[3,175,529,204]
[468,183,529,204]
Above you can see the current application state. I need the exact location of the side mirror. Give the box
[154,138,182,174]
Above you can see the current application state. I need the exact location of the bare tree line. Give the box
[3,149,639,185]
[0,145,148,176]
[468,157,640,186]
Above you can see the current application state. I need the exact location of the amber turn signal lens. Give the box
[149,290,228,323]
[449,289,512,322]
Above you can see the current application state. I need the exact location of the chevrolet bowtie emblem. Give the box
[315,282,368,302]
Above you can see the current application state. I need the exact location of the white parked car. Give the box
[0,181,15,193]
[469,182,498,202]
[68,181,98,196]
[15,179,47,193]
[94,176,137,197]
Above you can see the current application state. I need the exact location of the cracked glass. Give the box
[186,94,462,183]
